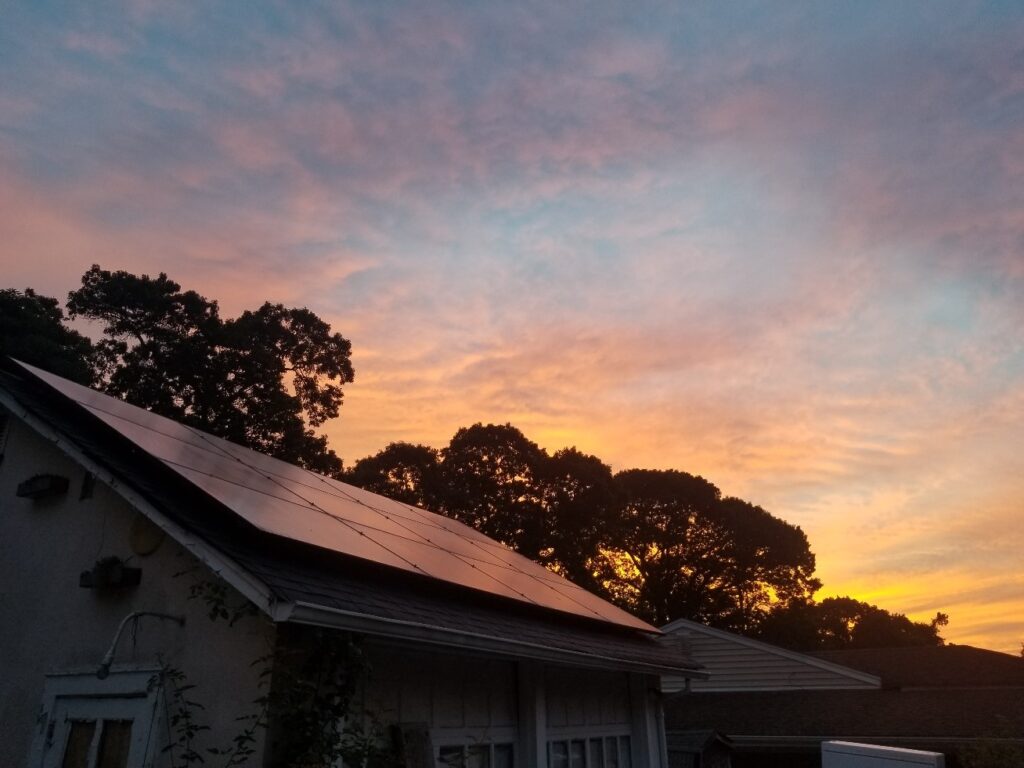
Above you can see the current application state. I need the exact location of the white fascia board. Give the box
[660,617,881,688]
[0,389,287,621]
[288,600,708,678]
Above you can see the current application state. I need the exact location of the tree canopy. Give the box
[5,266,354,475]
[437,423,549,560]
[0,288,97,385]
[347,424,945,648]
[344,441,441,508]
[344,427,620,592]
[348,427,832,633]
[757,596,948,650]
[600,470,820,628]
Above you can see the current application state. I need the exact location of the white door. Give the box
[43,695,158,768]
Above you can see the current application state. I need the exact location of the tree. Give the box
[0,288,96,385]
[344,442,441,508]
[346,429,823,628]
[757,596,947,650]
[605,469,726,625]
[713,497,821,631]
[65,265,354,475]
[344,425,945,647]
[603,469,820,628]
[536,447,620,591]
[437,423,549,559]
[346,431,619,589]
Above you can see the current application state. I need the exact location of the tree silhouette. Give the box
[344,442,441,508]
[65,265,354,475]
[599,469,818,628]
[348,429,620,590]
[437,423,549,559]
[536,447,620,592]
[0,288,96,385]
[758,596,947,650]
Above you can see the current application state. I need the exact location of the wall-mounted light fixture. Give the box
[16,474,69,499]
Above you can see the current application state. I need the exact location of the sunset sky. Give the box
[2,2,1021,652]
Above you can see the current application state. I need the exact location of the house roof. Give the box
[666,645,1024,744]
[661,618,880,692]
[666,686,1024,742]
[0,358,700,676]
[810,645,1024,689]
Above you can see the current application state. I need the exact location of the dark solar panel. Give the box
[17,361,656,632]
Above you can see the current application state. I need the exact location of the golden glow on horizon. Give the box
[325,381,1024,655]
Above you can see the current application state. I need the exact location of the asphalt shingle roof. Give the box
[810,645,1024,689]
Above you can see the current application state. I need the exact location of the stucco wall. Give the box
[0,413,275,766]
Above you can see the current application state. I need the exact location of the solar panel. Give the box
[16,360,657,632]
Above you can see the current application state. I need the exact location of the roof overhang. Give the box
[279,599,707,677]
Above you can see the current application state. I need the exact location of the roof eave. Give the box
[284,600,707,678]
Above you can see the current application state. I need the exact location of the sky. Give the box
[1,2,1021,653]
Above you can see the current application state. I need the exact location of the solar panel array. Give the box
[19,361,656,633]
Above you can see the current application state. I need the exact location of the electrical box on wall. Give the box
[79,557,142,590]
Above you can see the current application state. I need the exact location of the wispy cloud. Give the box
[1,0,1021,652]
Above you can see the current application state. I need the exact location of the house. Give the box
[0,357,702,768]
[660,618,1024,768]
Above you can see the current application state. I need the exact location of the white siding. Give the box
[363,644,518,740]
[661,620,880,693]
[545,666,632,730]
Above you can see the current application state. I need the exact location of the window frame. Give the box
[29,665,165,768]
[546,732,632,768]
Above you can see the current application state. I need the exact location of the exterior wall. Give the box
[661,622,878,693]
[362,642,519,751]
[359,645,666,768]
[546,666,632,733]
[0,414,275,767]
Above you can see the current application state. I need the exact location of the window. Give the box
[57,713,133,768]
[548,735,631,768]
[437,742,514,768]
[30,668,164,768]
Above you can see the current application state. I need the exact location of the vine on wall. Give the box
[163,572,402,768]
